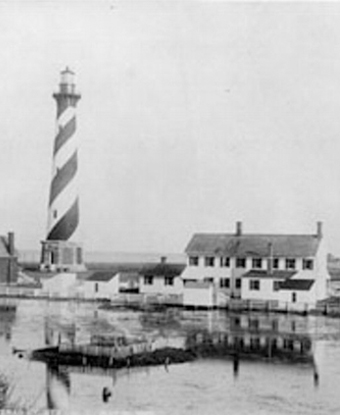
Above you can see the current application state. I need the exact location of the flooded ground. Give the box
[0,298,339,414]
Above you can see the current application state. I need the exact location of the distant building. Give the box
[139,257,185,297]
[182,222,330,309]
[0,232,18,285]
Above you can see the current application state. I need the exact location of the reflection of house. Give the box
[182,222,330,309]
[185,324,313,364]
[139,258,185,296]
[0,232,18,284]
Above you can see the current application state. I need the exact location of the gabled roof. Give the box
[86,272,117,282]
[279,279,315,291]
[185,234,320,258]
[140,263,185,277]
[242,270,297,279]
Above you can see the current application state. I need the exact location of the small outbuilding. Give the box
[82,272,119,299]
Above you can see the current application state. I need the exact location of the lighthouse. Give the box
[40,68,85,272]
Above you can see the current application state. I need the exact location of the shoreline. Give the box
[0,292,339,317]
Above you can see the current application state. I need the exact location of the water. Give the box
[0,299,339,414]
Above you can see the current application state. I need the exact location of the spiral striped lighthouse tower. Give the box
[40,68,85,272]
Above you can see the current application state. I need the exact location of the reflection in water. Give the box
[0,303,16,343]
[233,354,239,378]
[102,386,112,403]
[3,299,328,413]
[39,313,316,408]
[46,365,70,410]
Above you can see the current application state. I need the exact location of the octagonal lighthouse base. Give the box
[40,240,86,272]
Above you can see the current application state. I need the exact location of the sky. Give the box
[1,1,340,255]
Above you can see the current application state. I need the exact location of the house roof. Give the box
[86,272,117,282]
[279,279,315,291]
[118,272,140,283]
[185,233,320,258]
[140,263,185,277]
[242,270,297,279]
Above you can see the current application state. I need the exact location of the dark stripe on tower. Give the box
[54,93,80,118]
[47,198,79,241]
[49,151,77,205]
[54,116,76,154]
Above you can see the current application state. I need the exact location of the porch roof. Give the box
[279,279,315,291]
[242,270,297,279]
[86,272,117,282]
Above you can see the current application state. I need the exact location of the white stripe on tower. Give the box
[47,68,81,241]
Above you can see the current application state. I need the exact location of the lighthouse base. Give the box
[40,240,86,272]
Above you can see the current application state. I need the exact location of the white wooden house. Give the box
[182,222,330,309]
[139,259,185,303]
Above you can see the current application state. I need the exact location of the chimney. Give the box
[267,242,273,275]
[316,222,323,239]
[236,221,242,236]
[8,232,15,256]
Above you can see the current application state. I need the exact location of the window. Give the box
[164,276,174,286]
[303,259,314,270]
[273,258,279,269]
[50,250,58,265]
[144,275,154,285]
[95,283,99,293]
[235,278,242,289]
[273,280,281,291]
[220,278,230,288]
[285,258,296,270]
[249,279,260,290]
[236,257,246,268]
[204,256,215,267]
[220,257,230,267]
[252,258,262,269]
[204,277,214,283]
[76,247,82,264]
[292,292,297,303]
[189,256,199,266]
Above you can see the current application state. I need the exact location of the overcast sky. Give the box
[1,1,340,255]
